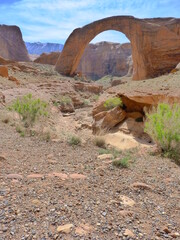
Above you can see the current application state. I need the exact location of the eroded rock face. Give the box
[0,25,30,61]
[55,16,180,80]
[77,42,132,80]
[34,42,132,80]
[34,52,60,65]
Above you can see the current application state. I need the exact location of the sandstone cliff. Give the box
[56,16,180,80]
[34,42,132,80]
[0,25,30,62]
[34,52,60,65]
[77,42,131,80]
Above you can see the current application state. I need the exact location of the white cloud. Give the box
[0,0,179,43]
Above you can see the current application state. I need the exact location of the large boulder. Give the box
[0,66,8,78]
[0,25,30,61]
[92,106,126,133]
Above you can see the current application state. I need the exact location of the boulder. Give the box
[93,106,126,133]
[0,66,8,78]
[74,82,103,94]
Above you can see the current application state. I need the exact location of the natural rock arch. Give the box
[55,16,180,80]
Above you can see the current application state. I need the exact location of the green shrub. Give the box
[58,96,72,106]
[8,94,48,127]
[104,97,122,110]
[16,125,25,137]
[145,103,180,162]
[94,136,106,148]
[112,157,129,168]
[68,135,81,146]
[99,148,121,159]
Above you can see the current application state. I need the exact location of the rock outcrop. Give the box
[0,25,30,61]
[34,52,60,65]
[55,16,180,80]
[77,42,131,80]
[34,42,132,80]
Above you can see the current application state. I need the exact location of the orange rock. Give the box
[34,52,60,65]
[93,106,126,133]
[55,16,180,80]
[8,76,20,85]
[0,66,8,78]
[74,82,103,94]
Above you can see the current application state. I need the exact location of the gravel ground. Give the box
[0,121,180,240]
[0,62,180,239]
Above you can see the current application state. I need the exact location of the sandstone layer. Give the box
[55,16,180,80]
[0,25,30,61]
[34,42,132,80]
[77,42,131,80]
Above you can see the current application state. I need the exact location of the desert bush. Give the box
[8,94,48,127]
[112,157,129,168]
[58,96,72,106]
[145,103,180,162]
[68,135,81,146]
[94,136,106,148]
[104,97,122,110]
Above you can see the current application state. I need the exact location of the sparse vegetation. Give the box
[91,94,99,102]
[8,94,48,127]
[68,135,81,146]
[99,148,121,159]
[145,103,180,162]
[16,125,25,137]
[58,95,72,106]
[112,156,129,168]
[94,136,106,148]
[104,97,122,110]
[83,99,90,106]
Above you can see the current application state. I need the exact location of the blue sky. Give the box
[0,0,179,44]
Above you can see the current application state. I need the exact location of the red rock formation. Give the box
[55,16,180,80]
[0,66,8,78]
[0,25,30,61]
[34,52,60,65]
[77,42,131,79]
[34,42,132,80]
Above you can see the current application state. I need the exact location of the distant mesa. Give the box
[0,25,30,62]
[55,16,180,80]
[25,42,63,55]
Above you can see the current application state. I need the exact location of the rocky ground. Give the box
[0,62,180,239]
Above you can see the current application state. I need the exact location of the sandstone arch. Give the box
[55,16,180,80]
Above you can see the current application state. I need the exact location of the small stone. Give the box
[119,195,135,207]
[170,232,180,238]
[69,173,86,179]
[7,174,23,179]
[48,172,68,180]
[57,224,74,233]
[131,182,153,190]
[32,199,41,206]
[75,223,93,236]
[124,229,135,238]
[27,174,44,179]
[97,154,113,160]
[163,226,171,234]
